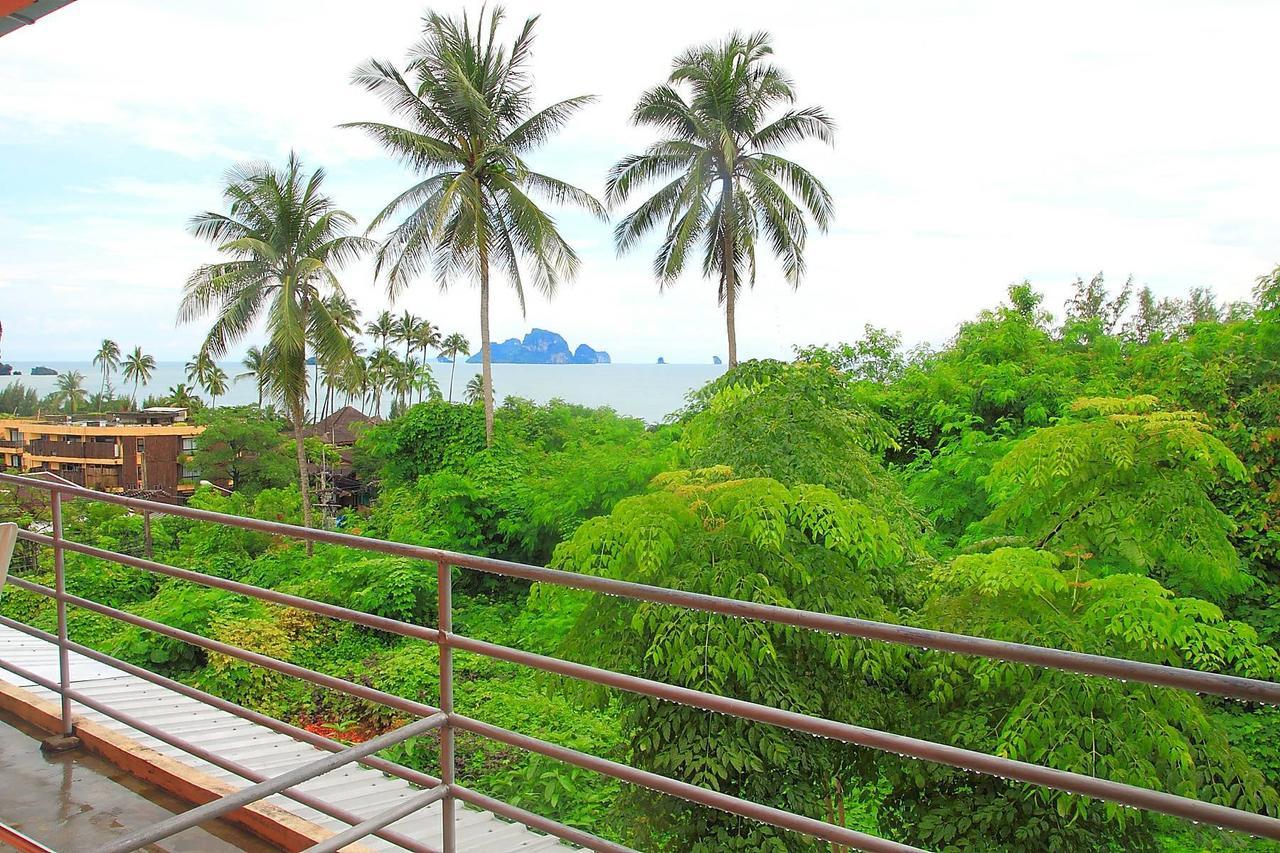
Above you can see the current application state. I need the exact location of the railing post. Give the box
[41,488,79,752]
[438,560,455,853]
[143,509,153,559]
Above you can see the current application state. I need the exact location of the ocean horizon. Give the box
[0,361,728,423]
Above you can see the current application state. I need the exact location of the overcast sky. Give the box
[2,0,1277,363]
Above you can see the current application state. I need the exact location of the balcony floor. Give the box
[0,707,272,852]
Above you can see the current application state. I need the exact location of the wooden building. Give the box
[0,408,204,499]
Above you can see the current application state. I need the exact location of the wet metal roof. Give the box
[0,624,573,851]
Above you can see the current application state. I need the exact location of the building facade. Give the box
[0,408,203,498]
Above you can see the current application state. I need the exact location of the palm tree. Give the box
[391,310,420,364]
[346,7,605,444]
[202,365,228,409]
[53,371,88,414]
[319,293,362,419]
[439,332,470,402]
[607,32,835,367]
[367,347,398,417]
[186,350,214,387]
[92,339,121,400]
[412,319,441,402]
[463,374,485,406]
[178,152,374,549]
[166,383,201,409]
[238,345,266,409]
[365,310,395,352]
[121,346,156,408]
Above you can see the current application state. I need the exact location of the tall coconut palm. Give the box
[178,152,374,549]
[121,346,156,408]
[53,371,88,414]
[186,350,214,387]
[166,383,201,409]
[238,345,266,409]
[92,339,121,400]
[202,365,228,409]
[412,319,441,402]
[607,32,835,367]
[463,374,485,406]
[346,7,605,444]
[390,310,419,364]
[319,293,362,419]
[365,310,395,352]
[367,346,398,417]
[439,332,470,402]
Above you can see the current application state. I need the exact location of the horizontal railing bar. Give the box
[98,712,448,853]
[0,650,440,853]
[6,576,444,720]
[304,785,450,853]
[30,541,1268,839]
[7,472,1276,704]
[0,615,630,853]
[17,529,442,642]
[443,633,1280,840]
[451,713,923,853]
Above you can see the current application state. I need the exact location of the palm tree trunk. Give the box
[312,361,319,424]
[292,403,314,557]
[480,255,494,444]
[448,355,457,403]
[722,222,739,368]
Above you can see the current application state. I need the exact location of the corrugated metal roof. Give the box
[0,625,576,851]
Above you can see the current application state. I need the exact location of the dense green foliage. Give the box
[4,274,1279,851]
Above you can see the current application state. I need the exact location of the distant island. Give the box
[467,329,610,364]
[30,366,58,376]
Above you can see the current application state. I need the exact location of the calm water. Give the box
[0,361,726,424]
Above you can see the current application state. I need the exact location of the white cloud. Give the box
[2,0,1278,362]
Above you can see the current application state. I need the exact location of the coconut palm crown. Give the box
[344,6,605,443]
[178,152,374,543]
[606,31,835,366]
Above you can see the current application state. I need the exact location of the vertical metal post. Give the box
[437,560,455,853]
[51,490,72,736]
[142,509,152,559]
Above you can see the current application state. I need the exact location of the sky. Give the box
[1,0,1278,363]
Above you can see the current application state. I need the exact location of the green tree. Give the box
[887,547,1279,851]
[178,152,374,549]
[977,396,1249,600]
[193,407,295,493]
[165,383,201,409]
[238,345,266,409]
[463,373,484,406]
[552,468,904,850]
[347,7,605,444]
[391,310,419,364]
[92,338,120,400]
[365,309,395,352]
[607,31,834,368]
[203,364,228,409]
[52,371,88,414]
[439,332,470,403]
[121,346,156,408]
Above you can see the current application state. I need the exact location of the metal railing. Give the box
[0,469,1278,852]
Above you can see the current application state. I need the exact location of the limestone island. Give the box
[467,329,610,364]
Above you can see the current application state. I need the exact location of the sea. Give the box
[0,361,727,424]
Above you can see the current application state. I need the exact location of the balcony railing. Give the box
[0,470,1278,852]
[26,440,117,460]
[0,440,23,450]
